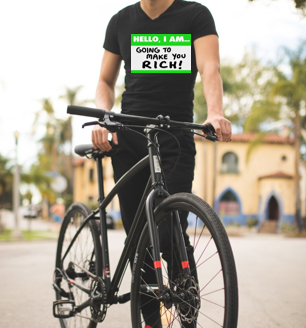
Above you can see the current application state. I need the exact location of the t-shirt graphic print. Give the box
[131,34,191,73]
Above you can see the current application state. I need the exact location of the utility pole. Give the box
[11,130,23,239]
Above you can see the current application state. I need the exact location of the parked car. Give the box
[95,213,115,230]
[106,214,115,230]
[23,205,38,219]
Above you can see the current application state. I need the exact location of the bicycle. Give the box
[52,105,239,328]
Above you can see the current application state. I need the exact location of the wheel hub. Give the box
[171,274,201,324]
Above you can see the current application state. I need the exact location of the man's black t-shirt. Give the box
[103,0,217,122]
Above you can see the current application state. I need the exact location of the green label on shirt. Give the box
[131,34,191,73]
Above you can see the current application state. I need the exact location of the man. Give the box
[92,1,231,326]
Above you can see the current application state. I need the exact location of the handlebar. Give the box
[67,105,218,141]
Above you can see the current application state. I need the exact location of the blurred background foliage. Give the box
[248,0,306,13]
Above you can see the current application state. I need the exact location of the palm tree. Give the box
[22,163,54,202]
[33,98,60,171]
[0,154,13,208]
[60,86,91,203]
[270,42,306,231]
[245,41,306,231]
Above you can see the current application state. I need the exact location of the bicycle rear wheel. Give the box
[131,193,238,328]
[54,202,103,328]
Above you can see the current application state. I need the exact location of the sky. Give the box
[0,0,306,168]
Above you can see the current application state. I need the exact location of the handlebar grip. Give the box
[67,105,106,119]
[203,123,216,134]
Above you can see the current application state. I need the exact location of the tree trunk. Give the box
[293,113,303,232]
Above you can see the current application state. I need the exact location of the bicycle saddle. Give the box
[74,144,96,157]
[75,144,114,158]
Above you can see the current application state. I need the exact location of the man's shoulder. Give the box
[116,2,139,17]
[178,0,210,12]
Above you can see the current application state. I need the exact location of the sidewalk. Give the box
[0,209,60,232]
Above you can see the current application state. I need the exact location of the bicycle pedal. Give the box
[53,300,75,319]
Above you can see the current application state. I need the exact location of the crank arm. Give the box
[75,313,98,323]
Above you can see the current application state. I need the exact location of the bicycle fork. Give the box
[145,127,191,294]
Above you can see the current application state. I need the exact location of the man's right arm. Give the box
[92,50,121,151]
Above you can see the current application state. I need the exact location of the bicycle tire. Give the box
[54,202,103,328]
[131,193,238,328]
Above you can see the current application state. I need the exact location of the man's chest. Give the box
[116,18,193,68]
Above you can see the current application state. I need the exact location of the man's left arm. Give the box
[194,35,231,142]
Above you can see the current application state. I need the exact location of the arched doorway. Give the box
[267,196,279,221]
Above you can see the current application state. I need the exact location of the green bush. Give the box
[280,222,296,233]
[246,218,259,228]
[227,221,241,227]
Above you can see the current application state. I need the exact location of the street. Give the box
[0,231,305,328]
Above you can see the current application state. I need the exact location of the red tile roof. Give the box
[195,133,294,144]
[231,133,294,144]
[258,171,293,180]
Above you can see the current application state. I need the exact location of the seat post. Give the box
[96,157,105,201]
[95,156,111,290]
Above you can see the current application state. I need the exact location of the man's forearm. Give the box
[95,80,115,111]
[201,65,223,117]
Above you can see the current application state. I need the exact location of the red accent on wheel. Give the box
[181,261,190,269]
[145,326,153,328]
[154,261,161,269]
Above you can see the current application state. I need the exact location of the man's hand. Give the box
[204,114,232,142]
[92,125,118,152]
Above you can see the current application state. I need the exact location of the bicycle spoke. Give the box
[172,292,223,327]
[200,269,222,293]
[194,220,207,251]
[200,296,224,308]
[195,236,212,265]
[202,287,225,297]
[191,251,218,275]
[143,248,176,284]
[56,205,101,328]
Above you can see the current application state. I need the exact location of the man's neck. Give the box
[140,0,175,20]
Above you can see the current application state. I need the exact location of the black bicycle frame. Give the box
[62,126,190,306]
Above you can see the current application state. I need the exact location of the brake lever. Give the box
[202,123,219,142]
[205,135,218,142]
[82,121,100,128]
[81,119,124,132]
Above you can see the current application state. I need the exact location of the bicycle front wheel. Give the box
[131,193,238,328]
[54,202,102,328]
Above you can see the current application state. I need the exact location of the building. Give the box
[73,133,296,232]
[194,133,295,232]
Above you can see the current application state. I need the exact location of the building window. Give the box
[89,168,94,182]
[218,190,239,215]
[221,152,238,173]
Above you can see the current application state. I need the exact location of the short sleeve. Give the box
[103,14,121,55]
[190,4,218,42]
